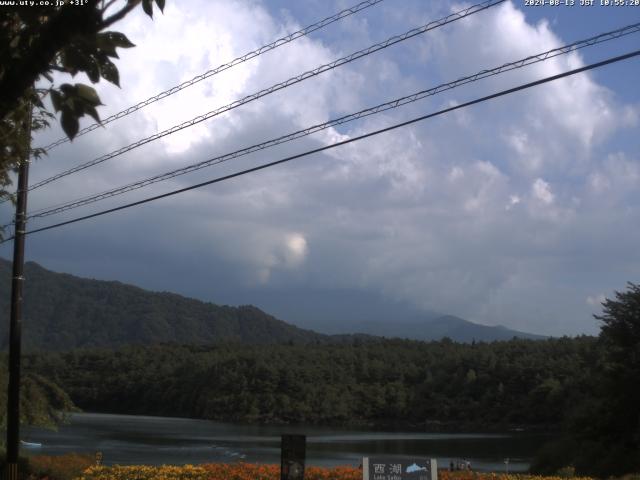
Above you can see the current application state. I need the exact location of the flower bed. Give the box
[74,464,598,480]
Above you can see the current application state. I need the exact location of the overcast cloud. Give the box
[2,0,639,336]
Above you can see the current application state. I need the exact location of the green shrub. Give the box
[0,449,32,480]
[28,453,94,480]
[556,466,576,478]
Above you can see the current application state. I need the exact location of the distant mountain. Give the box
[0,258,544,350]
[342,315,545,342]
[229,287,443,332]
[231,288,544,341]
[0,258,331,350]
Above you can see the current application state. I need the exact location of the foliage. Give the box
[202,463,362,480]
[0,356,77,430]
[71,464,602,480]
[596,282,640,395]
[0,0,165,203]
[27,453,94,480]
[0,450,30,479]
[76,463,361,480]
[0,259,339,350]
[532,283,640,477]
[76,464,209,480]
[24,337,596,430]
[439,473,594,480]
[0,89,51,207]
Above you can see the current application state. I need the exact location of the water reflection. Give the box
[22,413,551,471]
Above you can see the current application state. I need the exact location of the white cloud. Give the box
[586,294,606,307]
[586,153,640,200]
[448,166,464,181]
[532,178,554,205]
[284,233,308,268]
[427,1,636,174]
[588,172,611,194]
[505,194,521,211]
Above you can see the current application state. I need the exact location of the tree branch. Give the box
[100,0,120,16]
[0,2,102,121]
[48,64,68,72]
[101,1,140,29]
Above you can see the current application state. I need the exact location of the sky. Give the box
[2,0,639,336]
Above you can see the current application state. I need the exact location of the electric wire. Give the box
[39,0,387,152]
[24,0,504,194]
[1,48,636,244]
[21,21,640,221]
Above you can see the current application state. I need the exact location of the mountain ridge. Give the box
[323,314,544,342]
[0,257,544,349]
[0,258,331,350]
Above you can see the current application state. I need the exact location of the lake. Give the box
[21,413,550,472]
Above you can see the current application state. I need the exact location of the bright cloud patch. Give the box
[284,233,308,268]
[532,178,554,205]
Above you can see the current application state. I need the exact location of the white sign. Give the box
[362,457,437,480]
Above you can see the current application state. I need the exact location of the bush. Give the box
[28,453,94,480]
[530,438,576,475]
[0,451,95,480]
[556,466,576,478]
[0,450,32,480]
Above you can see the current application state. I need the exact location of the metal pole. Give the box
[5,104,31,480]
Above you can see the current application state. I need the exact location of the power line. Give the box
[2,48,636,244]
[39,0,387,152]
[22,22,640,222]
[24,0,504,194]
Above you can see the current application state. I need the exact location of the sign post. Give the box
[281,434,305,480]
[363,457,437,480]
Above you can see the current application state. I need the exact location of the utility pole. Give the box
[5,103,31,480]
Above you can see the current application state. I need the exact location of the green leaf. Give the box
[85,106,101,124]
[59,84,75,95]
[75,84,102,106]
[60,51,79,76]
[99,57,120,87]
[32,95,44,109]
[68,96,84,116]
[60,109,79,140]
[155,0,165,12]
[50,90,63,112]
[60,47,90,76]
[142,0,153,17]
[96,33,118,57]
[85,57,101,83]
[31,147,47,161]
[105,32,136,48]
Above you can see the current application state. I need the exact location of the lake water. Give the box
[22,413,550,472]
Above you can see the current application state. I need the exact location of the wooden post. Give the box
[5,103,31,480]
[281,434,305,480]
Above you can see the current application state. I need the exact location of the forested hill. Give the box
[24,336,597,430]
[0,258,543,350]
[0,258,331,350]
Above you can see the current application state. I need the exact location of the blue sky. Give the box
[1,0,639,336]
